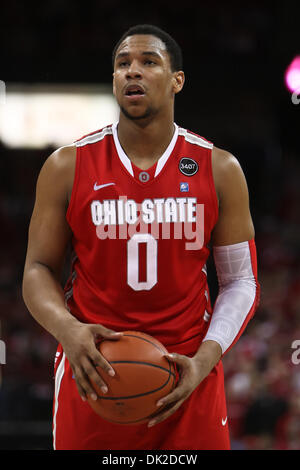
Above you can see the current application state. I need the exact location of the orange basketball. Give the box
[87,331,177,424]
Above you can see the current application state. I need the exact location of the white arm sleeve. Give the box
[202,240,259,355]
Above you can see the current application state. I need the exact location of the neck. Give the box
[116,112,175,169]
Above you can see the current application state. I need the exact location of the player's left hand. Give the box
[147,342,221,427]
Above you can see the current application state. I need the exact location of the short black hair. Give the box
[112,24,183,72]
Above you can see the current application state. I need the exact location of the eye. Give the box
[144,60,155,65]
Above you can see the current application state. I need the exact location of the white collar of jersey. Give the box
[112,122,179,178]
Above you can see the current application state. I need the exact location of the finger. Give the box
[89,347,116,377]
[73,364,99,401]
[91,325,123,341]
[157,353,192,406]
[164,352,193,385]
[155,385,185,409]
[70,366,88,402]
[164,352,187,367]
[148,399,185,427]
[81,356,109,396]
[156,388,182,408]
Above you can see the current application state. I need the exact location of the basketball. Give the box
[87,331,177,424]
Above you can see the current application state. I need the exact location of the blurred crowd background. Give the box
[0,0,299,450]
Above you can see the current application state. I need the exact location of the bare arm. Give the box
[23,146,76,339]
[210,146,255,246]
[22,145,122,401]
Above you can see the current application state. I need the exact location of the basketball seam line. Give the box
[109,360,175,377]
[122,334,166,354]
[100,373,176,424]
[104,333,175,382]
[96,369,173,401]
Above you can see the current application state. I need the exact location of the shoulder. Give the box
[46,143,76,171]
[40,143,76,177]
[212,146,247,200]
[38,144,76,201]
[212,145,241,173]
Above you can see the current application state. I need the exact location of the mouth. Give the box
[124,84,145,98]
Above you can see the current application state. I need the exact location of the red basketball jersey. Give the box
[64,123,218,355]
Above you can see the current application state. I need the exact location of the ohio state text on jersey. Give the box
[64,123,218,352]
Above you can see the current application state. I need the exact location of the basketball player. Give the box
[22,25,260,450]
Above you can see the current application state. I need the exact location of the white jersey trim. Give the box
[75,126,113,148]
[112,122,134,176]
[154,123,178,176]
[112,122,179,178]
[178,127,213,150]
[53,352,65,450]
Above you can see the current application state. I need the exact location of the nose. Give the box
[126,60,142,79]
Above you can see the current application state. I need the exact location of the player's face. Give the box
[113,35,184,121]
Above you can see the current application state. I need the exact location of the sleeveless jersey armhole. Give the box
[66,145,81,225]
[207,145,219,228]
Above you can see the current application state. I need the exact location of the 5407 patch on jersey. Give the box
[179,158,199,176]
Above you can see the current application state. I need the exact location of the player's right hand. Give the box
[59,322,123,402]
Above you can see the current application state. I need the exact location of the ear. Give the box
[112,72,116,96]
[172,71,185,95]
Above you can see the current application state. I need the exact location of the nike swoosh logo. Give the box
[222,417,228,426]
[94,182,115,191]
